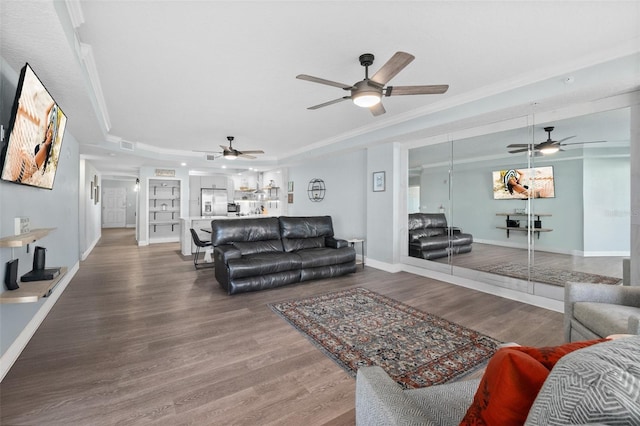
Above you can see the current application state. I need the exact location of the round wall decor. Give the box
[307,178,325,202]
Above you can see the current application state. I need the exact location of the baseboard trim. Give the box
[81,234,100,261]
[0,261,80,382]
[400,263,564,313]
[364,258,402,273]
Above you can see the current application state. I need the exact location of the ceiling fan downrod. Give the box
[359,53,374,80]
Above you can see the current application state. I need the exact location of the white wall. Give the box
[80,160,101,259]
[366,144,398,265]
[287,150,366,240]
[583,156,630,255]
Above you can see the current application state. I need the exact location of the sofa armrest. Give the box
[325,237,349,249]
[214,245,242,265]
[356,366,437,426]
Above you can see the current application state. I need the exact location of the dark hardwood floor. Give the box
[0,228,563,425]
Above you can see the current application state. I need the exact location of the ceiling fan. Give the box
[194,136,265,160]
[507,126,606,155]
[296,51,449,116]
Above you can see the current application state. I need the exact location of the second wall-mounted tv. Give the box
[1,63,67,190]
[492,166,555,199]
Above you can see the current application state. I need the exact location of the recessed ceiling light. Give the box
[222,165,227,169]
[181,162,187,166]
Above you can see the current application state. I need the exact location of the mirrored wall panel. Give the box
[407,108,630,301]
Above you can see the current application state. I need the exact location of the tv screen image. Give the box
[492,166,555,199]
[1,63,67,190]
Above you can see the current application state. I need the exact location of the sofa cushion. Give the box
[211,217,280,246]
[279,216,334,239]
[232,239,283,256]
[525,336,640,425]
[227,252,301,279]
[408,213,448,230]
[296,247,356,268]
[573,302,640,337]
[409,228,445,242]
[281,236,325,252]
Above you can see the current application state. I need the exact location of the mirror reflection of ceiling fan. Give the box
[296,51,449,116]
[193,136,265,160]
[507,126,606,155]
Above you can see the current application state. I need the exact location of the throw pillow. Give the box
[459,348,549,426]
[459,339,608,426]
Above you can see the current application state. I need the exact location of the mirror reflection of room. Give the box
[408,108,630,297]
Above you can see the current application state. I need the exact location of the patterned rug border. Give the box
[269,287,500,389]
[475,262,622,287]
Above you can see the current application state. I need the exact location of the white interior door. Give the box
[103,187,127,228]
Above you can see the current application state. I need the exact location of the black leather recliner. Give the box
[408,213,473,260]
[211,216,356,294]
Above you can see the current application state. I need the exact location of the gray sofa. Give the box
[564,282,640,342]
[356,336,640,425]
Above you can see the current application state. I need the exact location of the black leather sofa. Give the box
[408,213,473,260]
[211,216,356,294]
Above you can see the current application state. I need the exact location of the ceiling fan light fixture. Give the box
[224,151,237,160]
[540,146,560,155]
[352,92,381,108]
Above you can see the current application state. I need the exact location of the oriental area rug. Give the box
[269,287,500,389]
[476,262,622,287]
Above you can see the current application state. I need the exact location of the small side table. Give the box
[347,238,365,269]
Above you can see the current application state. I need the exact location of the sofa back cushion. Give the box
[279,216,334,239]
[210,217,281,246]
[281,236,325,253]
[525,336,640,425]
[408,213,448,231]
[408,228,445,242]
[232,239,284,256]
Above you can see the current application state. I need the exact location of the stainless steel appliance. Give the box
[201,188,228,216]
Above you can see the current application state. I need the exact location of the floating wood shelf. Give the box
[0,228,56,248]
[0,267,67,304]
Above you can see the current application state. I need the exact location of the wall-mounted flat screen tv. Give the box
[1,63,67,190]
[492,166,555,199]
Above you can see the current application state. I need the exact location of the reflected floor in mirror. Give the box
[432,243,624,279]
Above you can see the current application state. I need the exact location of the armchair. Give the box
[564,282,640,342]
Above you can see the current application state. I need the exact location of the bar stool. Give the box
[190,228,213,269]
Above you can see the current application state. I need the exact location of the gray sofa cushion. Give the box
[573,302,640,338]
[355,365,479,426]
[525,336,640,425]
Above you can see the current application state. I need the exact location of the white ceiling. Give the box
[1,1,639,178]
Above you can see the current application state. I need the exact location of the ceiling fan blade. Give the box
[296,74,352,90]
[385,85,449,96]
[220,145,231,152]
[238,153,257,159]
[508,148,530,154]
[239,150,265,154]
[307,96,350,110]
[370,102,386,116]
[506,144,530,148]
[561,140,606,146]
[370,51,415,85]
[556,135,576,143]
